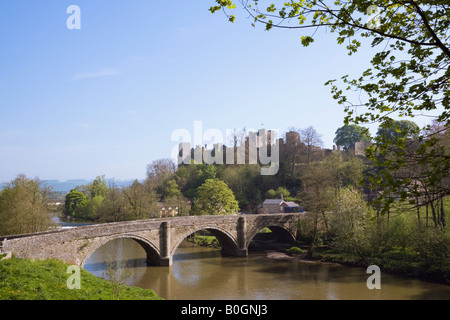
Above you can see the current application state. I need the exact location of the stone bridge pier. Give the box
[1,213,303,267]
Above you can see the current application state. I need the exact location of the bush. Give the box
[381,246,420,262]
[329,188,372,258]
[413,228,450,268]
[287,247,306,255]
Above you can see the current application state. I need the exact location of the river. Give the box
[83,238,450,300]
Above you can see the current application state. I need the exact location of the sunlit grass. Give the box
[0,257,162,300]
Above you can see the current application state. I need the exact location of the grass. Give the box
[187,235,221,248]
[0,257,162,300]
[286,246,306,255]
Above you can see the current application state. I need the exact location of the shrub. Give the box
[287,247,306,255]
[413,228,450,268]
[329,188,372,259]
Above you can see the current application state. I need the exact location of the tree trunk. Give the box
[416,196,421,228]
[307,213,319,259]
[431,200,438,228]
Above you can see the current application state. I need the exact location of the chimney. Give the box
[280,194,283,200]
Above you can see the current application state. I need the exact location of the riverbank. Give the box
[187,234,221,249]
[264,245,450,286]
[185,234,450,286]
[0,257,162,300]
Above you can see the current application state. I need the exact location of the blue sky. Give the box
[0,1,428,182]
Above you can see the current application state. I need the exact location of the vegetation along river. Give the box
[84,238,450,300]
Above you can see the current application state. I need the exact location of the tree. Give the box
[177,163,217,200]
[334,124,371,151]
[98,180,126,222]
[266,186,290,199]
[299,162,335,256]
[300,126,323,164]
[0,175,55,235]
[376,120,420,142]
[64,189,87,220]
[322,152,364,196]
[80,175,108,221]
[146,159,176,190]
[103,255,133,300]
[219,164,263,211]
[329,188,373,259]
[88,175,108,198]
[122,180,158,220]
[210,0,450,212]
[161,179,181,200]
[83,195,104,221]
[211,1,450,125]
[368,120,450,227]
[192,178,239,215]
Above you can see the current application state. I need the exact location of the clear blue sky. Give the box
[0,1,428,182]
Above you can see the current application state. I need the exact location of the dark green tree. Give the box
[334,125,371,151]
[376,120,420,142]
[161,179,181,200]
[64,189,87,220]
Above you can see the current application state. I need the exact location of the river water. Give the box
[83,238,450,300]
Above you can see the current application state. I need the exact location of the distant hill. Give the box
[0,179,141,193]
[41,179,140,193]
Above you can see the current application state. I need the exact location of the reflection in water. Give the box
[84,238,450,300]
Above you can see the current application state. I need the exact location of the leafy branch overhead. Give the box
[210,0,449,122]
[210,0,450,214]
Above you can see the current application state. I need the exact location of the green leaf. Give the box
[300,36,314,47]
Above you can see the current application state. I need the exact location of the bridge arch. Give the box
[171,226,239,258]
[246,224,296,249]
[80,234,161,267]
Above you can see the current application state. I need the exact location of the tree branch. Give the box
[407,0,450,59]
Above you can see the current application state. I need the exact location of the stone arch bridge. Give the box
[1,213,303,267]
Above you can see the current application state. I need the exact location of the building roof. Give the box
[263,199,284,205]
[263,199,300,207]
[284,201,300,207]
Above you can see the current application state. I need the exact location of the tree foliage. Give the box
[88,175,108,198]
[0,175,55,236]
[376,120,420,142]
[266,186,290,199]
[63,178,159,222]
[330,188,373,259]
[334,124,371,151]
[192,178,239,215]
[210,0,450,214]
[64,189,87,219]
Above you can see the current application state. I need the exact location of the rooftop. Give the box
[263,199,284,205]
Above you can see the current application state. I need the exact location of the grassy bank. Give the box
[315,249,450,285]
[187,235,221,249]
[0,257,162,300]
[284,242,450,285]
